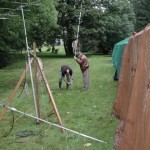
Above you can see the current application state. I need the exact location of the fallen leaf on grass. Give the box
[84,143,91,147]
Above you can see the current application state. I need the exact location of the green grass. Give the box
[0,48,118,150]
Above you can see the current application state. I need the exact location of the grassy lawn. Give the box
[0,47,118,150]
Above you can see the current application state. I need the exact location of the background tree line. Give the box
[0,0,149,67]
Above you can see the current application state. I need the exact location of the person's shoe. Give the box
[81,87,88,91]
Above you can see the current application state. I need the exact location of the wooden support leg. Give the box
[36,58,65,132]
[33,42,40,124]
[0,59,33,121]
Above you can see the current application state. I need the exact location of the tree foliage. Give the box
[98,0,135,53]
[56,0,81,56]
[57,0,135,55]
[130,0,150,31]
[28,0,58,48]
[0,0,139,65]
[0,0,58,68]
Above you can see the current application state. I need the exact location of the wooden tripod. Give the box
[0,42,64,132]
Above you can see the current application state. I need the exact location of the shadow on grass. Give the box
[37,53,69,59]
[6,52,112,69]
[37,52,112,59]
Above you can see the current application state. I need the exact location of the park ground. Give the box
[0,47,119,150]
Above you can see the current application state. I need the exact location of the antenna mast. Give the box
[20,4,39,122]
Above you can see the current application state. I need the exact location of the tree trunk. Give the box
[64,39,74,56]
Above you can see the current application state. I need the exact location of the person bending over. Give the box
[59,65,73,90]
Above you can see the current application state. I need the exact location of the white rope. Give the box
[39,81,57,132]
[15,108,32,122]
[0,104,106,144]
[0,98,8,103]
[25,82,29,95]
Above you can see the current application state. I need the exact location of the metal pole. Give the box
[0,104,106,144]
[75,1,83,55]
[76,3,82,42]
[20,5,39,121]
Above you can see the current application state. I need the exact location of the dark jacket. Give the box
[61,65,73,77]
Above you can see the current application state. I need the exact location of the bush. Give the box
[0,49,10,68]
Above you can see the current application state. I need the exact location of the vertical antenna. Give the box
[20,5,39,122]
[75,0,83,55]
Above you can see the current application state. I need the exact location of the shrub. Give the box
[0,48,10,68]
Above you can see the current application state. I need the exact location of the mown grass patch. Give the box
[0,50,118,150]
